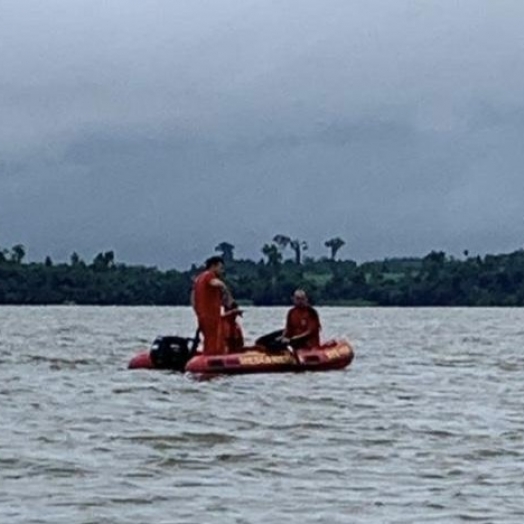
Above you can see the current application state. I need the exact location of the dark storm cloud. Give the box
[1,0,524,267]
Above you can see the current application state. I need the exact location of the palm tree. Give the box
[272,234,291,252]
[215,241,235,262]
[324,237,346,260]
[262,243,282,267]
[273,235,308,264]
[289,239,308,265]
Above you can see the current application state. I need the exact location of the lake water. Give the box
[1,306,524,523]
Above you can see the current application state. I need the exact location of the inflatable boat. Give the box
[128,336,354,376]
[186,339,353,376]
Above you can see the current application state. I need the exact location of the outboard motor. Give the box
[149,335,197,371]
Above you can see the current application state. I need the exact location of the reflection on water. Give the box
[1,306,524,523]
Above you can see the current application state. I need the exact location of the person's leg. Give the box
[200,317,224,355]
[255,329,285,351]
[289,333,310,349]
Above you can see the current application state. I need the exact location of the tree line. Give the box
[1,237,524,306]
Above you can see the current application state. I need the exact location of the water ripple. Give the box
[1,306,524,523]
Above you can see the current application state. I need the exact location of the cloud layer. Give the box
[1,0,524,267]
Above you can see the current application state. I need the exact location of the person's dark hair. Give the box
[205,255,224,269]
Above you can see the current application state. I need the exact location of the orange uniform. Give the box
[285,306,321,348]
[222,314,244,353]
[193,270,224,355]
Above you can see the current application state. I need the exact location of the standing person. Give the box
[191,256,232,355]
[280,289,321,349]
[222,301,244,353]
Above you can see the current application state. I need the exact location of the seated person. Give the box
[256,289,321,350]
[281,289,321,349]
[222,301,244,353]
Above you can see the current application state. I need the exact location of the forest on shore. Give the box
[1,237,524,306]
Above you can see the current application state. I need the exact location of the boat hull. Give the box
[185,340,354,376]
[128,351,154,369]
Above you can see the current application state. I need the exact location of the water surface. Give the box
[1,306,524,523]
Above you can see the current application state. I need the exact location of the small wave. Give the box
[117,432,237,446]
[25,355,94,369]
[497,361,523,372]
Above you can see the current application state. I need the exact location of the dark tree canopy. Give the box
[1,240,524,306]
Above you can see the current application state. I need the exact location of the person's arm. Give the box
[209,278,234,307]
[222,307,242,318]
[283,328,312,344]
[209,278,225,288]
[281,310,294,342]
[301,308,321,342]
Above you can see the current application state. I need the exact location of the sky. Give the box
[1,0,524,269]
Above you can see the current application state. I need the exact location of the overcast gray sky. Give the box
[1,0,524,268]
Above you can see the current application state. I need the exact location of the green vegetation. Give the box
[1,239,524,306]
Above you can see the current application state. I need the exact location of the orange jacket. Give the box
[193,270,222,322]
[285,306,321,348]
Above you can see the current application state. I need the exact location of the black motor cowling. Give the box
[149,335,196,371]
